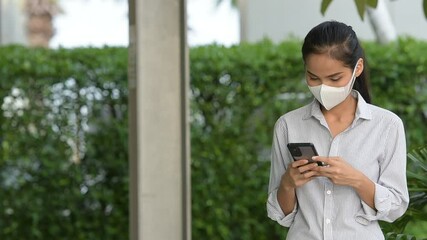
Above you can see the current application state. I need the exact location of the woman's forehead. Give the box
[305,54,349,74]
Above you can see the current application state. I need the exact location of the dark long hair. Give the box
[301,21,371,103]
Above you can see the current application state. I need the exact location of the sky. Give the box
[50,0,239,48]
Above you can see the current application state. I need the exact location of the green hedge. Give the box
[0,38,426,239]
[0,46,129,239]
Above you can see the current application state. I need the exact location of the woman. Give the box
[266,21,409,239]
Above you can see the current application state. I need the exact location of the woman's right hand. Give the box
[276,160,319,214]
[280,160,319,191]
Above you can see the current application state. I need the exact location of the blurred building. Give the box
[0,0,60,47]
[239,0,427,42]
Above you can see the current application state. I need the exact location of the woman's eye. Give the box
[330,77,342,81]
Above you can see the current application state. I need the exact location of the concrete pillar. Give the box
[0,0,28,45]
[128,0,190,239]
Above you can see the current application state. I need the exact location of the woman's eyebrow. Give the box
[306,70,344,78]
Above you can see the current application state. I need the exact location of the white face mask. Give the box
[308,61,359,110]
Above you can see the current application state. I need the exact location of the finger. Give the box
[312,156,334,166]
[298,162,318,173]
[315,167,340,180]
[315,164,333,173]
[291,160,309,168]
[312,156,327,162]
[301,170,318,179]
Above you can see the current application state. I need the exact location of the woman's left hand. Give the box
[312,156,363,188]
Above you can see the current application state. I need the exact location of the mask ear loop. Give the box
[349,59,361,90]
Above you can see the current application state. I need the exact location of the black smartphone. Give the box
[287,143,325,166]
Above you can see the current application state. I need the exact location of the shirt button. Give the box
[326,190,332,195]
[326,219,331,224]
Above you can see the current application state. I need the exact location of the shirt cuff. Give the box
[355,183,390,225]
[266,189,297,227]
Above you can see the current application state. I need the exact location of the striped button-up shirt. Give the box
[267,91,409,240]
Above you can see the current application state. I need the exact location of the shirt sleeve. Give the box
[266,118,297,227]
[355,118,409,224]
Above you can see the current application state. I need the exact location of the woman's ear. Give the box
[356,58,364,77]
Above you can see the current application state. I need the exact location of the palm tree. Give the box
[381,145,427,239]
[25,0,61,47]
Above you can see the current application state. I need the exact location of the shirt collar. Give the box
[354,90,372,120]
[303,90,372,121]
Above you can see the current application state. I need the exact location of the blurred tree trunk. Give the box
[366,0,397,44]
[25,0,61,47]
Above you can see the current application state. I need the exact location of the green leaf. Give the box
[395,234,416,240]
[424,0,427,19]
[354,0,366,20]
[321,0,333,15]
[366,0,378,8]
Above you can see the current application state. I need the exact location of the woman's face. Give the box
[305,53,363,87]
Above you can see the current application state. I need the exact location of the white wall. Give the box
[241,0,427,42]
